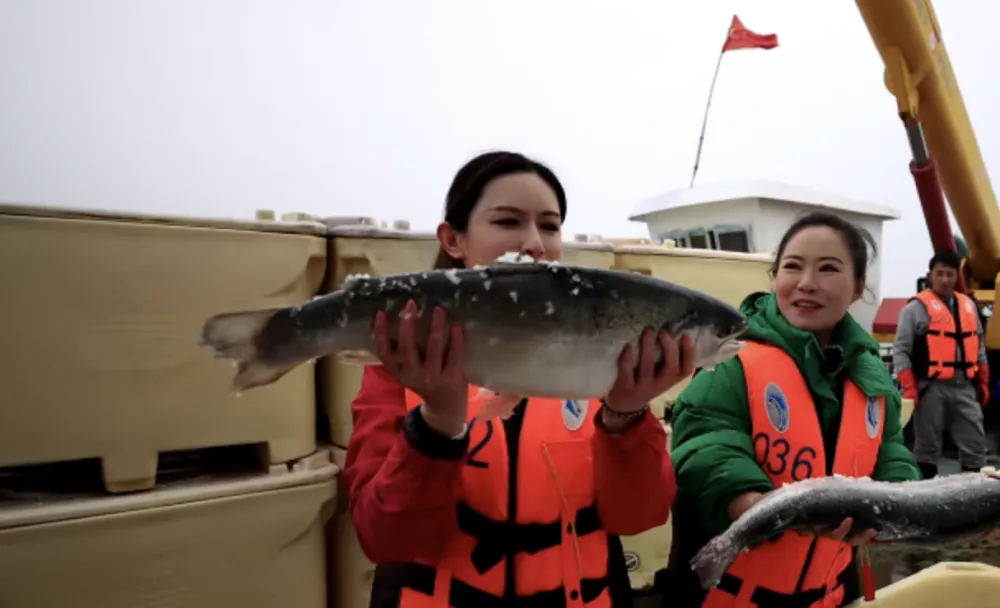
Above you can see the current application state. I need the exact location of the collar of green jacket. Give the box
[739,291,896,400]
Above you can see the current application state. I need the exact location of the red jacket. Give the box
[343,364,677,564]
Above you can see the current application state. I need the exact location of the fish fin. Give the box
[479,393,523,419]
[200,308,283,361]
[337,349,380,365]
[690,535,743,590]
[200,306,297,392]
[230,358,298,395]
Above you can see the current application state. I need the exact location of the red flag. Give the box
[722,15,778,52]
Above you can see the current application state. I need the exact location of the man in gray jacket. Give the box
[893,249,990,480]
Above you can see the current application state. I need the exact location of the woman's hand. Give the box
[727,491,766,521]
[604,329,695,413]
[374,300,469,436]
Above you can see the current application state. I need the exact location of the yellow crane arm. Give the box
[855,0,1000,284]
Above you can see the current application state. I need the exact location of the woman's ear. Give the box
[852,281,865,304]
[436,222,464,260]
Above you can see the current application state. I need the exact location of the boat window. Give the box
[717,230,750,252]
[710,224,753,253]
[658,230,689,247]
[688,231,711,249]
[657,225,752,252]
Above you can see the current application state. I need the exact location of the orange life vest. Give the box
[701,342,885,608]
[912,289,980,380]
[398,388,612,608]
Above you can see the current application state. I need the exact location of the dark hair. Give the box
[770,211,877,288]
[433,150,567,269]
[928,249,961,271]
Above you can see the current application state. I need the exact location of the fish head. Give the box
[688,313,748,371]
[695,338,745,370]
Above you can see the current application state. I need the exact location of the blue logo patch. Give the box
[865,397,882,439]
[764,383,790,433]
[562,399,587,431]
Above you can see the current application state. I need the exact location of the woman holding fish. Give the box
[665,212,921,608]
[343,151,692,608]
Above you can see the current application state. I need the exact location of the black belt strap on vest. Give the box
[714,565,853,608]
[926,328,976,340]
[926,328,977,374]
[926,356,975,374]
[458,501,603,574]
[401,562,609,608]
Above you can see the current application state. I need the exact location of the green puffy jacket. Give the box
[670,291,920,536]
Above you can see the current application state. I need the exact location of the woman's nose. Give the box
[522,229,546,261]
[797,269,818,291]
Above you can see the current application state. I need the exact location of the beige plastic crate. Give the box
[612,245,773,418]
[328,446,375,608]
[622,421,672,590]
[0,204,326,492]
[0,448,338,608]
[624,516,672,591]
[901,398,914,426]
[321,225,616,447]
[846,562,1000,607]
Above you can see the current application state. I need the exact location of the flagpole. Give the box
[689,48,726,188]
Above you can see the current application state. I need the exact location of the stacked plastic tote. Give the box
[0,205,337,608]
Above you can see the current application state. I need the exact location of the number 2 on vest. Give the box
[753,432,817,481]
[466,419,494,469]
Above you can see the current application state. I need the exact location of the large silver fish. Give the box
[198,254,748,400]
[690,471,1000,590]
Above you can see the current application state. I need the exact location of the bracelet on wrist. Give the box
[600,400,650,421]
[419,404,468,439]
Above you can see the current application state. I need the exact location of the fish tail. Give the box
[199,307,299,393]
[690,535,742,590]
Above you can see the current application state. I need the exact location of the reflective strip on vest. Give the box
[399,388,611,608]
[702,342,884,608]
[913,290,980,380]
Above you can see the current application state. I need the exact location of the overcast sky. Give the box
[1,1,998,297]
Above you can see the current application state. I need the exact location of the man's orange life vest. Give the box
[398,388,612,608]
[702,342,885,608]
[912,289,980,381]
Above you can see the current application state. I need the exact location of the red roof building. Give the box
[873,297,908,338]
